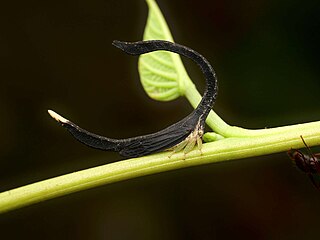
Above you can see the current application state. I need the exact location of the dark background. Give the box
[1,0,320,239]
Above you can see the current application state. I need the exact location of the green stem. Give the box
[184,78,311,138]
[184,79,231,135]
[1,121,320,213]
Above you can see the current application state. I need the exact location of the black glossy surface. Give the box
[57,40,217,157]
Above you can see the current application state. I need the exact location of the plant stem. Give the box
[1,122,320,214]
[184,78,314,138]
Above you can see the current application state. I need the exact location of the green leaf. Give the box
[138,0,192,101]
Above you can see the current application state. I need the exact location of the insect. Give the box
[49,40,218,158]
[287,136,320,190]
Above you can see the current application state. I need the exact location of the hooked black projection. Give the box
[49,40,218,157]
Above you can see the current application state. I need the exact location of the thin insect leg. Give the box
[168,140,188,158]
[300,135,316,160]
[288,137,320,190]
[196,135,203,155]
[183,138,196,155]
[300,135,320,173]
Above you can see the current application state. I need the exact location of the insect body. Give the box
[49,40,218,158]
[287,136,320,189]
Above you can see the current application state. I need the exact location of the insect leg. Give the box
[300,135,316,160]
[196,135,203,155]
[183,138,196,155]
[167,140,188,158]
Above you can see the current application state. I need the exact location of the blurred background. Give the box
[1,0,320,239]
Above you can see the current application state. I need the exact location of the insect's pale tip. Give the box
[112,40,120,45]
[48,110,68,124]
